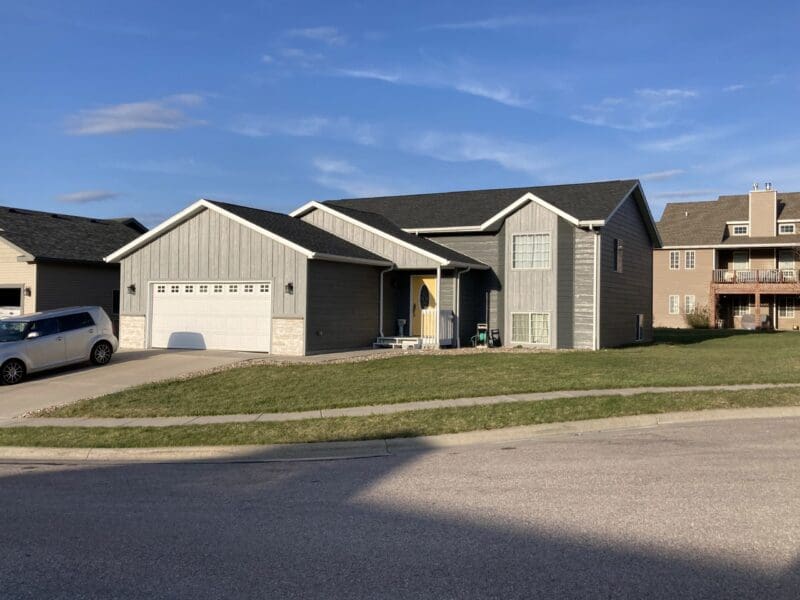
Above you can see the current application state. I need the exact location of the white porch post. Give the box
[435,266,441,347]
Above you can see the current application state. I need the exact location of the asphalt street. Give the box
[1,417,798,599]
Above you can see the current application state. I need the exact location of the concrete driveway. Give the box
[0,349,261,418]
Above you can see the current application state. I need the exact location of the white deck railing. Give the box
[420,309,454,347]
[712,269,800,284]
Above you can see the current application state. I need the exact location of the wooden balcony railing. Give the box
[712,269,800,284]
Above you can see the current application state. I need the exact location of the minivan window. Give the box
[57,312,95,333]
[0,321,28,342]
[28,318,59,337]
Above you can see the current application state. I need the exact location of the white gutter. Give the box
[455,266,472,348]
[592,228,601,350]
[378,265,394,337]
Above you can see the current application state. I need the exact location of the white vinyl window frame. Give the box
[613,238,623,273]
[669,250,680,270]
[684,250,696,270]
[732,250,750,271]
[511,233,551,270]
[778,296,796,318]
[733,297,751,317]
[685,295,696,314]
[668,295,680,315]
[510,312,550,345]
[731,224,749,236]
[779,223,796,235]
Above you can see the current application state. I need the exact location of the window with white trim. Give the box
[778,296,796,318]
[731,224,749,236]
[510,312,550,344]
[733,296,750,317]
[669,250,680,270]
[685,295,696,314]
[634,314,644,341]
[512,234,551,269]
[668,295,679,315]
[779,223,796,234]
[685,250,695,270]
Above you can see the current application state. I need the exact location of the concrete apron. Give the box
[1,406,799,464]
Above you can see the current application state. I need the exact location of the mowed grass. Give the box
[44,328,800,418]
[6,387,800,448]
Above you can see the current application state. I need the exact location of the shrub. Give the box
[684,305,711,329]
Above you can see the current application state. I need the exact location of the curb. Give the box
[1,406,799,463]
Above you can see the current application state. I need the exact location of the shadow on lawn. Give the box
[0,438,797,599]
[653,327,773,346]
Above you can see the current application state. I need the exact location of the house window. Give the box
[112,290,120,315]
[669,250,680,270]
[732,251,749,271]
[779,223,796,234]
[668,295,679,315]
[510,312,550,344]
[732,224,749,236]
[512,234,551,269]
[685,295,696,314]
[733,297,750,317]
[778,297,796,318]
[685,250,696,270]
[613,239,623,272]
[634,314,644,341]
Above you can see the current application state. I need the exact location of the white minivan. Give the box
[0,306,119,385]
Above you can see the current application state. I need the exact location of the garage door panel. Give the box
[150,282,271,352]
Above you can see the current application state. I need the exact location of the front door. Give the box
[410,275,437,336]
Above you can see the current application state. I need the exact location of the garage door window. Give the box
[156,285,166,294]
[171,285,179,293]
[260,284,270,293]
[199,285,208,293]
[244,284,254,293]
[214,285,223,293]
[229,285,238,293]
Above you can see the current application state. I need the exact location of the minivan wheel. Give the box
[1,359,26,385]
[90,341,113,366]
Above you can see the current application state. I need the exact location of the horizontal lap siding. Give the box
[119,208,307,317]
[600,194,654,347]
[0,238,36,313]
[35,263,119,319]
[301,209,439,268]
[306,261,381,353]
[572,229,597,349]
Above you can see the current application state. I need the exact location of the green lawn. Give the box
[6,387,800,448]
[43,328,800,419]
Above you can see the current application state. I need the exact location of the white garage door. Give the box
[150,282,272,352]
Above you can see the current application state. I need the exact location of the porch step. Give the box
[374,337,422,350]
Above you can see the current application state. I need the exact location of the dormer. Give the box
[748,182,777,237]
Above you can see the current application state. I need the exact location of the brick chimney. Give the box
[748,182,777,237]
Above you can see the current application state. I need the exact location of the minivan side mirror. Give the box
[26,331,40,340]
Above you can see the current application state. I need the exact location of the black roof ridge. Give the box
[323,178,639,204]
[203,198,289,218]
[0,204,134,224]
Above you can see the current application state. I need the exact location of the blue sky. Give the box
[2,1,799,225]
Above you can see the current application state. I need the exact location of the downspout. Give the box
[435,265,442,347]
[591,226,601,350]
[455,266,472,348]
[378,265,394,337]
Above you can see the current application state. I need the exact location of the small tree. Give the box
[684,305,711,329]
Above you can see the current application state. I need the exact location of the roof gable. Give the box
[0,206,146,264]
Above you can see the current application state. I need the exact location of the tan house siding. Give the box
[653,248,714,327]
[749,190,777,237]
[0,238,36,313]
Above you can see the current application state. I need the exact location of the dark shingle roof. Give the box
[0,206,146,263]
[206,200,390,263]
[325,180,639,229]
[658,192,800,246]
[322,204,486,266]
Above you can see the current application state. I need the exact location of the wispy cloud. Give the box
[337,69,400,83]
[424,14,562,31]
[635,88,697,102]
[57,190,120,204]
[403,131,551,176]
[287,26,346,46]
[651,189,716,200]
[66,94,205,135]
[312,157,398,197]
[723,83,746,92]
[641,169,685,181]
[108,157,228,176]
[230,115,379,146]
[572,88,698,131]
[639,129,732,152]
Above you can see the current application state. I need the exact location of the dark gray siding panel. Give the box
[599,194,654,347]
[430,232,504,343]
[556,220,574,348]
[36,263,120,319]
[306,261,381,353]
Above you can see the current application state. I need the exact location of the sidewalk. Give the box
[2,382,799,428]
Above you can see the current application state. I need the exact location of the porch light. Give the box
[127,284,136,295]
[285,282,294,295]
[24,286,31,297]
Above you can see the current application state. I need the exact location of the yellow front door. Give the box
[410,275,437,336]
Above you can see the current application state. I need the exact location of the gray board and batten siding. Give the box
[119,206,308,318]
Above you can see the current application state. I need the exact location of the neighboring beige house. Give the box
[654,184,800,329]
[0,205,145,323]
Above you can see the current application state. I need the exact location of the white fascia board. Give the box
[577,219,605,227]
[481,192,581,229]
[312,253,393,267]
[403,225,484,234]
[105,199,316,263]
[777,219,800,223]
[311,202,449,265]
[660,243,800,249]
[0,235,36,262]
[288,201,317,218]
[725,220,749,225]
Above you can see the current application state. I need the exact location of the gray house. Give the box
[0,205,145,322]
[108,180,660,355]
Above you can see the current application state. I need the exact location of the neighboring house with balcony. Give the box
[654,184,800,329]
